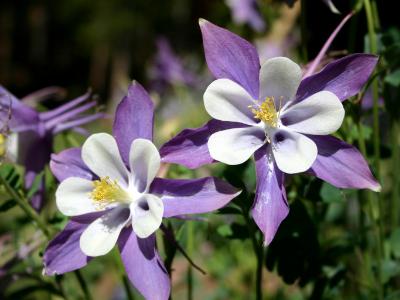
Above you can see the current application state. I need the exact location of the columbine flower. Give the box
[160,19,380,245]
[0,86,103,210]
[43,81,239,300]
[225,0,265,32]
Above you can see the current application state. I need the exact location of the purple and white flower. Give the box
[43,81,239,300]
[0,86,103,210]
[160,19,380,245]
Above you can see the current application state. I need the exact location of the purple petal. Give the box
[296,54,378,102]
[159,119,244,169]
[118,229,170,300]
[251,145,289,246]
[199,19,260,98]
[0,85,39,132]
[20,132,53,211]
[113,81,154,165]
[43,212,103,275]
[308,135,381,191]
[150,177,240,217]
[50,148,95,182]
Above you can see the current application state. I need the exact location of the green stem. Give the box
[391,121,400,229]
[187,222,194,300]
[122,275,135,300]
[357,122,384,300]
[0,174,51,238]
[0,173,93,300]
[74,270,93,300]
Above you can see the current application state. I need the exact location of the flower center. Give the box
[250,97,279,127]
[90,176,130,209]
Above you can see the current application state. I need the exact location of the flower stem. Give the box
[0,173,93,300]
[0,174,51,238]
[74,270,93,300]
[357,122,384,300]
[391,121,399,229]
[187,221,194,300]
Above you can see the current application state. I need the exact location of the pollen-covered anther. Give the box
[0,133,6,157]
[249,97,278,127]
[90,176,128,209]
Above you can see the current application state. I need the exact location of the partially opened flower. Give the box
[0,86,103,210]
[160,19,380,245]
[43,81,239,300]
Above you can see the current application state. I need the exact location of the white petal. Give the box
[204,79,258,125]
[271,129,317,174]
[208,126,265,165]
[82,133,129,187]
[56,177,97,216]
[80,206,131,256]
[129,139,160,193]
[280,91,344,135]
[259,57,302,107]
[131,194,163,238]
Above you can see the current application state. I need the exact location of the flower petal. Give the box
[131,194,163,239]
[129,139,160,193]
[50,148,94,182]
[160,119,243,169]
[199,19,260,98]
[43,212,103,275]
[252,145,289,245]
[150,177,240,217]
[82,133,129,186]
[80,206,131,257]
[56,177,97,216]
[113,81,154,165]
[118,230,170,300]
[259,57,302,106]
[280,91,344,135]
[308,135,381,191]
[204,79,258,125]
[271,129,317,174]
[208,126,265,165]
[296,54,378,102]
[0,85,39,132]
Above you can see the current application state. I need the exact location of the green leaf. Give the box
[26,172,44,199]
[389,228,400,258]
[385,69,400,87]
[0,199,16,212]
[217,224,233,237]
[382,259,400,284]
[320,183,342,203]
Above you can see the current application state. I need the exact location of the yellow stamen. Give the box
[249,97,278,127]
[90,176,128,209]
[0,134,6,158]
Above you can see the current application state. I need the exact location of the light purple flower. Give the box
[0,86,103,210]
[148,37,196,92]
[225,0,265,32]
[160,19,380,245]
[43,81,239,300]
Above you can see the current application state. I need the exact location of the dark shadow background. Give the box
[0,0,395,102]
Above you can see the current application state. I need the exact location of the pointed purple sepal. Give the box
[251,145,289,246]
[43,213,103,275]
[296,54,378,102]
[118,229,170,300]
[151,177,240,217]
[160,119,244,169]
[113,81,154,166]
[308,135,381,191]
[50,147,94,182]
[199,19,260,98]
